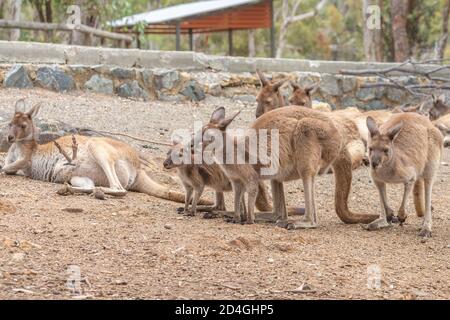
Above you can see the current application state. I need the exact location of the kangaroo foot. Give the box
[418,228,432,238]
[176,207,184,214]
[275,219,289,229]
[286,218,318,230]
[203,211,219,219]
[364,218,391,231]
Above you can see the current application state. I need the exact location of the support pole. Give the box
[189,28,193,51]
[270,0,275,58]
[228,29,233,56]
[175,22,181,51]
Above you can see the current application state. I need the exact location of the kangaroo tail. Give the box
[133,170,213,205]
[332,149,379,224]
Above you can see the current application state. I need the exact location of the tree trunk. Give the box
[363,0,383,61]
[391,0,410,62]
[436,0,450,60]
[248,29,256,57]
[8,0,22,41]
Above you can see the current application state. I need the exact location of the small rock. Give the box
[110,67,135,79]
[164,224,173,230]
[227,237,261,250]
[4,64,33,88]
[12,288,35,294]
[93,189,106,200]
[153,68,180,90]
[84,75,113,94]
[320,74,341,96]
[117,81,148,100]
[114,280,128,285]
[36,66,75,92]
[180,80,206,101]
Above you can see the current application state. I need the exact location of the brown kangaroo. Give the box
[162,135,271,215]
[1,99,196,204]
[433,114,450,148]
[198,106,378,227]
[366,113,443,237]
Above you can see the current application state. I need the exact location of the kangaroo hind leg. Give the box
[89,144,126,192]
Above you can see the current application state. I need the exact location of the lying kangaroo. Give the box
[199,106,378,227]
[1,99,199,204]
[366,113,443,237]
[162,134,271,215]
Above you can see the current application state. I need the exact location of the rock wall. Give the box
[1,41,446,109]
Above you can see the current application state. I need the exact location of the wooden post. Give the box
[136,32,141,49]
[175,22,181,51]
[228,29,233,56]
[189,28,193,51]
[270,0,275,58]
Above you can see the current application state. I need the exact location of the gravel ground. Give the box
[0,88,449,300]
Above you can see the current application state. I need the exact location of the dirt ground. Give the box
[0,88,449,300]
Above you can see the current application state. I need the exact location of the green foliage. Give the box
[5,0,450,61]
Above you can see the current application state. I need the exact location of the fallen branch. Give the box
[78,128,172,146]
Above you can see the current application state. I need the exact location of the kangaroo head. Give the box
[7,99,41,143]
[288,81,317,108]
[198,107,241,150]
[429,94,450,120]
[366,116,403,170]
[163,133,194,169]
[435,123,450,148]
[255,69,287,118]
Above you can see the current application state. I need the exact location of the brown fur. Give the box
[163,141,272,215]
[255,69,287,118]
[200,106,378,227]
[2,100,201,205]
[366,113,443,237]
[433,114,450,147]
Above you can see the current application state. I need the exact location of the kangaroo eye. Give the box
[383,149,389,154]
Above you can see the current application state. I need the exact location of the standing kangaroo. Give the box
[365,113,443,237]
[162,135,271,215]
[1,99,200,204]
[199,106,378,227]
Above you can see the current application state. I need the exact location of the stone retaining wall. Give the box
[1,41,446,109]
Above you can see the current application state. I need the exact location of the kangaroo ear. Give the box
[432,94,438,104]
[290,81,300,90]
[366,116,379,138]
[15,99,26,113]
[387,121,404,141]
[272,79,286,92]
[436,123,450,133]
[26,103,41,119]
[210,107,226,124]
[305,82,320,95]
[256,69,269,86]
[219,110,241,130]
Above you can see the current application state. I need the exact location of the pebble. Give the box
[164,224,173,230]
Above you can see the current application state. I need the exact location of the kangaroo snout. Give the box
[7,135,15,143]
[163,159,174,169]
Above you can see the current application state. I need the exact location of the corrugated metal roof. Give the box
[110,0,263,28]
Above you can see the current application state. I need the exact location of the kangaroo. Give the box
[428,94,450,120]
[198,106,378,227]
[365,113,443,237]
[1,99,205,205]
[255,69,288,118]
[433,114,450,148]
[162,134,272,215]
